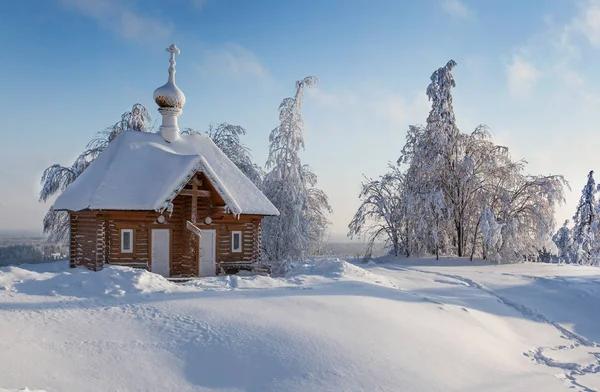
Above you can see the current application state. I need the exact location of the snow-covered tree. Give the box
[571,171,597,264]
[348,165,410,258]
[399,61,471,255]
[262,76,330,267]
[573,171,596,238]
[302,164,332,256]
[183,123,263,187]
[427,189,447,260]
[497,174,566,261]
[354,59,567,262]
[480,205,503,261]
[553,220,573,263]
[39,104,152,243]
[85,104,152,159]
[425,60,459,144]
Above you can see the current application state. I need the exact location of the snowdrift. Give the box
[0,258,394,298]
[0,258,598,391]
[0,261,173,297]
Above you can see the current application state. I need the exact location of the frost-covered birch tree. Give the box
[262,76,331,267]
[480,205,503,261]
[302,164,333,256]
[399,61,469,255]
[495,173,566,261]
[427,189,447,260]
[348,165,410,258]
[352,59,567,262]
[39,104,152,243]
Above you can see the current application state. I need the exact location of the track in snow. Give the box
[386,265,600,392]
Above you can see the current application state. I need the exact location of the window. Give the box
[232,231,242,253]
[121,229,133,253]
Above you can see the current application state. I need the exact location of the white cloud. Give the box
[506,55,542,98]
[502,2,600,229]
[440,0,473,19]
[60,0,172,44]
[576,0,600,47]
[196,43,269,81]
[504,2,600,99]
[553,0,600,52]
[505,1,600,97]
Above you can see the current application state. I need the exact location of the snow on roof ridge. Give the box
[53,130,279,216]
[152,135,243,217]
[182,133,275,215]
[188,133,263,191]
[197,155,242,217]
[156,155,204,215]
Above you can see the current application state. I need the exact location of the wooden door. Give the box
[151,229,170,277]
[199,229,216,277]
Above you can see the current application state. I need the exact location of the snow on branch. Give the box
[352,60,568,262]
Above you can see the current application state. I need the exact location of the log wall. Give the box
[69,211,102,271]
[212,218,262,264]
[68,171,266,276]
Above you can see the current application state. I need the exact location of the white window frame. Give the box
[231,231,242,253]
[121,229,134,253]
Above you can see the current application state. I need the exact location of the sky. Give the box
[1,0,600,240]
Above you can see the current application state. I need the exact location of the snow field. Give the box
[0,258,598,391]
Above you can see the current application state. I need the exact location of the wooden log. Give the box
[179,189,211,198]
[95,214,105,271]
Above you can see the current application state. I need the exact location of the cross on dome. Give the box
[166,44,180,76]
[153,44,187,142]
[154,44,186,110]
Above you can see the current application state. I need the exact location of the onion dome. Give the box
[153,44,186,109]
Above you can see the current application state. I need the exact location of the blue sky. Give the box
[1,0,600,238]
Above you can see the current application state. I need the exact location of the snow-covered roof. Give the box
[53,131,279,216]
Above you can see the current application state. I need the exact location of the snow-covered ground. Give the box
[0,258,599,392]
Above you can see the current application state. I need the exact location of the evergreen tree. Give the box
[571,170,597,264]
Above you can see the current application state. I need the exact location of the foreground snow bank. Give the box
[0,261,172,297]
[0,258,391,298]
[0,258,598,391]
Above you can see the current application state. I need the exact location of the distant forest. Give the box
[0,243,67,267]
